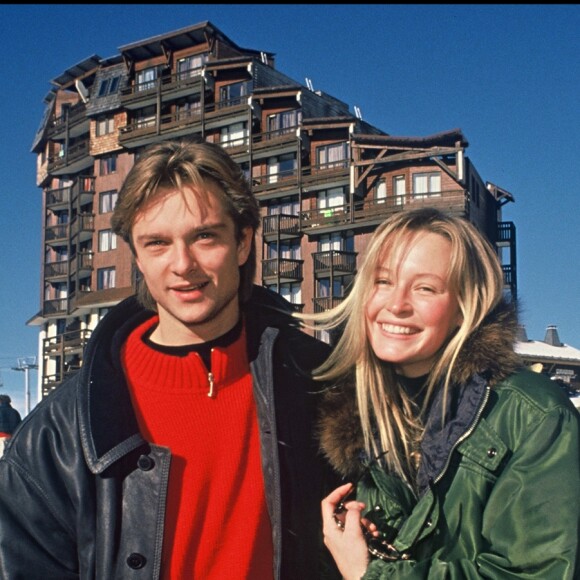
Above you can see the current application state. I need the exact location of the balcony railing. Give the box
[312,250,357,277]
[313,296,345,312]
[44,260,68,279]
[261,258,303,282]
[46,185,71,209]
[43,328,92,354]
[42,297,67,316]
[262,214,301,239]
[45,224,69,245]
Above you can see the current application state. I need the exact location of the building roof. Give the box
[515,340,580,363]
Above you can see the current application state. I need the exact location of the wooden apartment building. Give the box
[28,21,517,398]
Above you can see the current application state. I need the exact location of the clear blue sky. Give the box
[1,4,578,415]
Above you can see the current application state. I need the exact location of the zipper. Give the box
[432,385,491,485]
[207,347,216,397]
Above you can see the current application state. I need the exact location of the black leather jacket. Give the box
[0,286,340,579]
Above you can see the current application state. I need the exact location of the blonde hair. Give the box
[298,208,504,483]
[111,138,260,309]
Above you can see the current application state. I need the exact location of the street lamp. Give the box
[12,356,38,416]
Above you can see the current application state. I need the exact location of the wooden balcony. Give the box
[44,260,68,280]
[261,258,303,283]
[312,250,357,278]
[262,214,301,242]
[313,296,345,312]
[45,224,69,246]
[43,328,92,355]
[42,297,68,316]
[47,139,92,176]
[46,185,71,210]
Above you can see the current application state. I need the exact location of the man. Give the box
[0,140,340,579]
[0,394,21,455]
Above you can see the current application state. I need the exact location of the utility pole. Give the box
[12,356,38,416]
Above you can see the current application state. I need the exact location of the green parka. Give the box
[318,302,580,578]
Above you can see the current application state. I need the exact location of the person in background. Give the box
[299,207,580,579]
[0,139,340,580]
[0,394,22,455]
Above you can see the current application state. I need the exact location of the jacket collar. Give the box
[318,299,522,478]
[78,286,298,474]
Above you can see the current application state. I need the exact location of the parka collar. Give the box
[318,299,523,478]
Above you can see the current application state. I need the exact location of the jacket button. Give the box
[425,517,433,527]
[137,455,154,471]
[487,447,497,458]
[126,553,147,569]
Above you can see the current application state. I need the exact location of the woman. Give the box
[300,208,580,579]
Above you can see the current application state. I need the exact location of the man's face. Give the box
[132,181,253,346]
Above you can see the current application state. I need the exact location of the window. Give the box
[176,98,201,120]
[96,116,115,137]
[413,172,441,199]
[135,106,156,129]
[393,175,406,205]
[99,190,118,214]
[316,142,349,169]
[268,198,299,216]
[177,54,207,79]
[99,154,117,176]
[97,76,121,97]
[267,154,296,183]
[318,231,353,252]
[318,187,346,213]
[97,267,116,290]
[98,230,117,252]
[267,282,302,306]
[136,67,157,91]
[267,240,301,260]
[374,179,387,203]
[267,109,302,137]
[220,81,250,106]
[220,122,248,148]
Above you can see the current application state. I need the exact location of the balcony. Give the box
[47,102,89,140]
[71,176,96,209]
[45,224,69,246]
[70,213,94,242]
[46,185,71,210]
[313,296,345,312]
[43,328,92,355]
[262,214,301,242]
[42,297,68,317]
[69,251,94,276]
[251,126,300,159]
[261,258,303,283]
[497,221,516,245]
[47,139,92,176]
[252,169,300,197]
[312,250,357,278]
[120,70,208,109]
[44,260,68,281]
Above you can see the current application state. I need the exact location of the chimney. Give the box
[544,325,562,347]
[516,325,528,342]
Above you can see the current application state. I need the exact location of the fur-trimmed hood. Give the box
[318,299,523,477]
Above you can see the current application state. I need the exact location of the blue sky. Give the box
[1,4,578,414]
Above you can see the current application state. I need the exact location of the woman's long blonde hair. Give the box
[298,208,505,483]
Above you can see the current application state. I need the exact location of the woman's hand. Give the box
[321,483,372,580]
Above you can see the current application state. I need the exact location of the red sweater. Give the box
[122,316,274,579]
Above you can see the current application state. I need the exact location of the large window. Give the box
[136,67,157,91]
[413,172,441,199]
[267,154,296,183]
[220,122,248,148]
[316,142,349,169]
[267,109,302,137]
[99,190,118,214]
[98,229,117,252]
[318,187,346,211]
[267,282,302,307]
[267,240,301,260]
[219,81,251,106]
[177,54,207,79]
[97,267,116,290]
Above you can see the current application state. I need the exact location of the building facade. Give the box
[28,21,517,399]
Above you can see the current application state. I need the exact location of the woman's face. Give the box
[365,231,462,377]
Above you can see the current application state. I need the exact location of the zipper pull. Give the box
[207,372,215,398]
